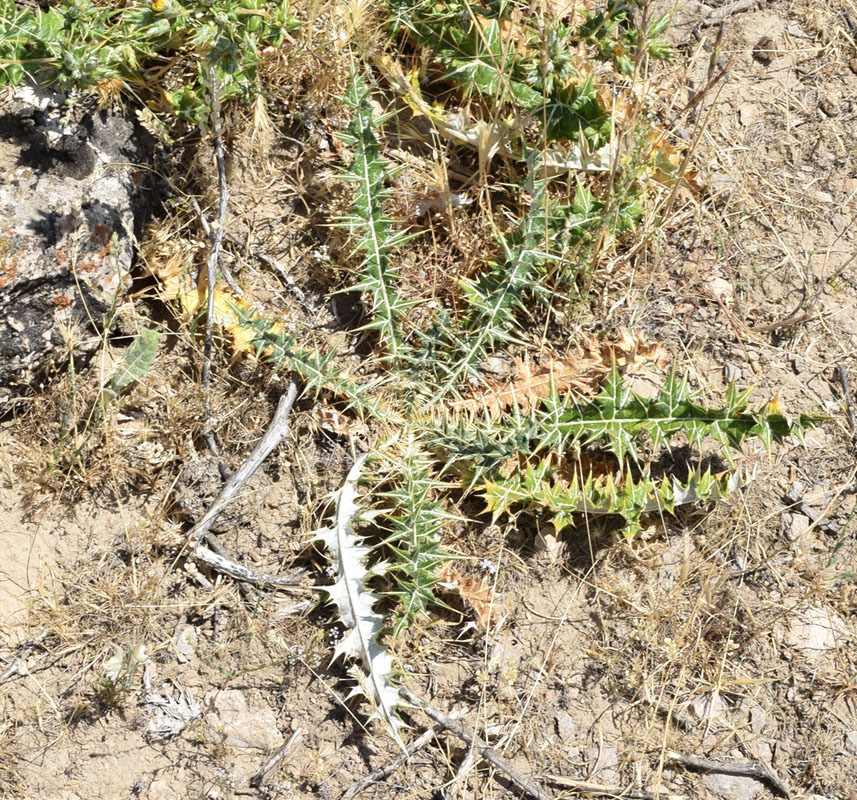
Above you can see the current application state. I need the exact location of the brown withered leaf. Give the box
[452,330,670,418]
[436,562,496,629]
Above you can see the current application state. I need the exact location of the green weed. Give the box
[0,0,300,123]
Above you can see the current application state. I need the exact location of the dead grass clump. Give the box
[0,719,23,797]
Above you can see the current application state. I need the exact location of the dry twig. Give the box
[399,687,556,800]
[0,632,47,684]
[837,366,857,461]
[748,250,856,334]
[250,727,304,788]
[190,196,243,296]
[666,750,790,798]
[201,66,230,456]
[193,544,303,587]
[785,485,841,538]
[189,382,299,548]
[697,0,763,27]
[543,774,680,800]
[189,382,301,585]
[339,725,440,799]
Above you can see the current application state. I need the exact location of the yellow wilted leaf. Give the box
[436,562,496,628]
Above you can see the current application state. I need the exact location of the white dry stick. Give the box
[190,196,243,296]
[190,383,301,588]
[314,456,405,748]
[190,382,299,548]
[252,249,316,316]
[201,66,230,454]
[0,632,47,684]
[339,725,441,799]
[399,687,556,800]
[193,545,303,587]
[251,727,304,788]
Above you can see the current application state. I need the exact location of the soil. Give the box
[2,1,857,799]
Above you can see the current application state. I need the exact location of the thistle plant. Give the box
[117,0,817,750]
[430,369,819,537]
[0,0,300,123]
[338,72,415,364]
[373,442,452,633]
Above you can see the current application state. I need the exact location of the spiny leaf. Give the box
[436,165,551,397]
[535,366,821,466]
[483,461,737,537]
[313,456,406,748]
[338,70,413,363]
[373,443,453,632]
[431,368,819,535]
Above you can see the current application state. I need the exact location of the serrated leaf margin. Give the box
[313,455,406,747]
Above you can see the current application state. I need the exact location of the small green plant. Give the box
[0,0,300,123]
[98,328,162,410]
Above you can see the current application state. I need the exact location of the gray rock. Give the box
[584,744,619,784]
[0,83,151,411]
[784,605,847,655]
[748,703,766,734]
[554,711,576,743]
[206,689,284,750]
[703,773,762,800]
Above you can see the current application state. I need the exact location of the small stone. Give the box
[207,689,284,751]
[784,606,847,655]
[691,691,727,723]
[846,730,857,755]
[738,102,759,127]
[819,94,840,118]
[554,711,576,743]
[749,704,766,734]
[752,36,776,64]
[724,364,741,383]
[703,773,762,800]
[774,737,794,768]
[174,625,198,663]
[789,513,811,539]
[584,744,619,784]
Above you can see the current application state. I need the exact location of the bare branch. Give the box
[667,750,791,798]
[190,381,299,547]
[399,687,556,800]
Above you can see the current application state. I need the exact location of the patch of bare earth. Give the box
[2,1,857,799]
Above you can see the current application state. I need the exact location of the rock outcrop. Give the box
[0,83,151,412]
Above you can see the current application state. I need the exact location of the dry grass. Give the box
[2,0,857,797]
